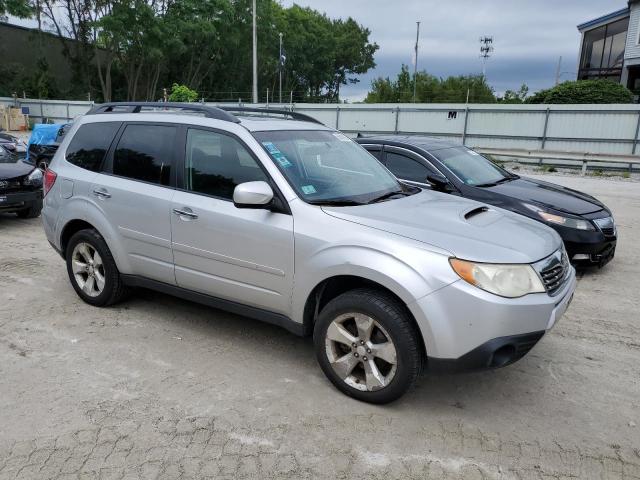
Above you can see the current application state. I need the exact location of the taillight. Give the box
[43,169,57,197]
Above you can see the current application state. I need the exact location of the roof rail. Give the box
[87,102,241,123]
[217,106,324,125]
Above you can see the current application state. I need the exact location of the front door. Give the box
[170,127,294,315]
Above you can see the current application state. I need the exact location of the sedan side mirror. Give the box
[233,181,274,209]
[426,173,451,191]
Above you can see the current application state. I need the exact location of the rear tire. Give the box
[16,203,41,219]
[313,288,423,404]
[65,229,128,307]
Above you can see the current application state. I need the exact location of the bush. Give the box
[168,83,198,103]
[526,80,633,104]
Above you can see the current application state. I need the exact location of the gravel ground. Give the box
[0,173,639,480]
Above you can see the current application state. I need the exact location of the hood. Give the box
[0,160,35,180]
[322,190,561,264]
[483,177,604,215]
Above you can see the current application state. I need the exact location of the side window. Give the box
[185,128,268,200]
[113,124,177,186]
[65,122,120,172]
[366,148,383,160]
[385,152,437,183]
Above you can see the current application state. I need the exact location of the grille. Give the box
[594,217,615,237]
[0,179,22,192]
[539,251,569,295]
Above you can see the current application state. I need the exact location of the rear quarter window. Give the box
[66,122,120,172]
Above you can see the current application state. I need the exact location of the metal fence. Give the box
[3,97,639,171]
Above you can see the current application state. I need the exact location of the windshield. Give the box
[253,130,404,204]
[433,147,515,186]
[0,146,17,163]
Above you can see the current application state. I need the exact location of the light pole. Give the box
[413,21,420,103]
[252,0,258,103]
[279,32,283,104]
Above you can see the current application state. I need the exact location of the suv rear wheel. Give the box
[66,229,128,307]
[314,288,422,404]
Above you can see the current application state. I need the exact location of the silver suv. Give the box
[42,103,576,403]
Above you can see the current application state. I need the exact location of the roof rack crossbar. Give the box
[87,102,241,123]
[216,106,323,125]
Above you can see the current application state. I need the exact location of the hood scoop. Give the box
[464,206,489,220]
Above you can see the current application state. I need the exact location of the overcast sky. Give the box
[282,0,625,101]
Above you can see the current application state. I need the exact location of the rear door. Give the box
[170,127,294,315]
[90,122,179,284]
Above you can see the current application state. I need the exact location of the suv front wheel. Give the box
[314,288,423,404]
[66,229,128,307]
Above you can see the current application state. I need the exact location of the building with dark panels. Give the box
[577,1,640,93]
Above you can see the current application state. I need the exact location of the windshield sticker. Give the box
[274,154,292,168]
[262,141,281,154]
[301,184,317,195]
[332,132,351,142]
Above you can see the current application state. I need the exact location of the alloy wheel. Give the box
[324,312,398,392]
[71,242,105,298]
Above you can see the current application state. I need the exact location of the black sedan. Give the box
[357,135,616,267]
[0,145,43,218]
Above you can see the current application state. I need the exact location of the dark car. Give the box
[27,123,70,169]
[357,135,616,267]
[0,145,43,218]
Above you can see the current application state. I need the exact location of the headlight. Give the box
[24,168,43,186]
[524,204,594,231]
[449,258,546,298]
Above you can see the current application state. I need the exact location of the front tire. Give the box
[65,229,128,307]
[314,288,423,404]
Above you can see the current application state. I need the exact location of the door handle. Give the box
[173,208,198,219]
[93,189,111,199]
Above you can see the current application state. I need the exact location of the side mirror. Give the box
[426,173,451,191]
[233,181,274,209]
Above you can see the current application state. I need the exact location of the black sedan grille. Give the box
[594,216,615,237]
[540,251,570,295]
[0,179,23,193]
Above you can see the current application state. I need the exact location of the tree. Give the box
[499,84,529,103]
[365,65,496,103]
[168,83,198,102]
[0,0,31,18]
[526,80,634,104]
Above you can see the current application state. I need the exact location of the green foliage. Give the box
[365,65,496,103]
[169,83,198,102]
[499,84,529,104]
[0,0,31,18]
[526,80,634,104]
[13,0,378,103]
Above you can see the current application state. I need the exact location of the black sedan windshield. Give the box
[434,147,514,187]
[253,130,405,204]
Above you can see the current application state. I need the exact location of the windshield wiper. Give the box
[475,176,516,188]
[308,199,364,206]
[366,190,411,204]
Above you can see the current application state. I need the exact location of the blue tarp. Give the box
[26,123,64,161]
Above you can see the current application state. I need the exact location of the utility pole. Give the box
[555,56,562,85]
[252,0,258,103]
[479,36,494,79]
[413,21,420,103]
[279,32,283,104]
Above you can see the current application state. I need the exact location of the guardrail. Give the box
[476,147,640,175]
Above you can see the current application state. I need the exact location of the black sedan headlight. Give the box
[524,204,594,231]
[23,168,44,187]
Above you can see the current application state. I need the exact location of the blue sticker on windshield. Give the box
[262,142,280,154]
[275,155,292,168]
[301,185,317,195]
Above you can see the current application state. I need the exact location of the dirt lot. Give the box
[0,173,639,479]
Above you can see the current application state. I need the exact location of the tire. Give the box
[65,229,128,307]
[16,203,41,219]
[313,288,423,404]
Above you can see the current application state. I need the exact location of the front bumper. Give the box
[550,218,616,267]
[0,190,42,212]
[408,265,577,370]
